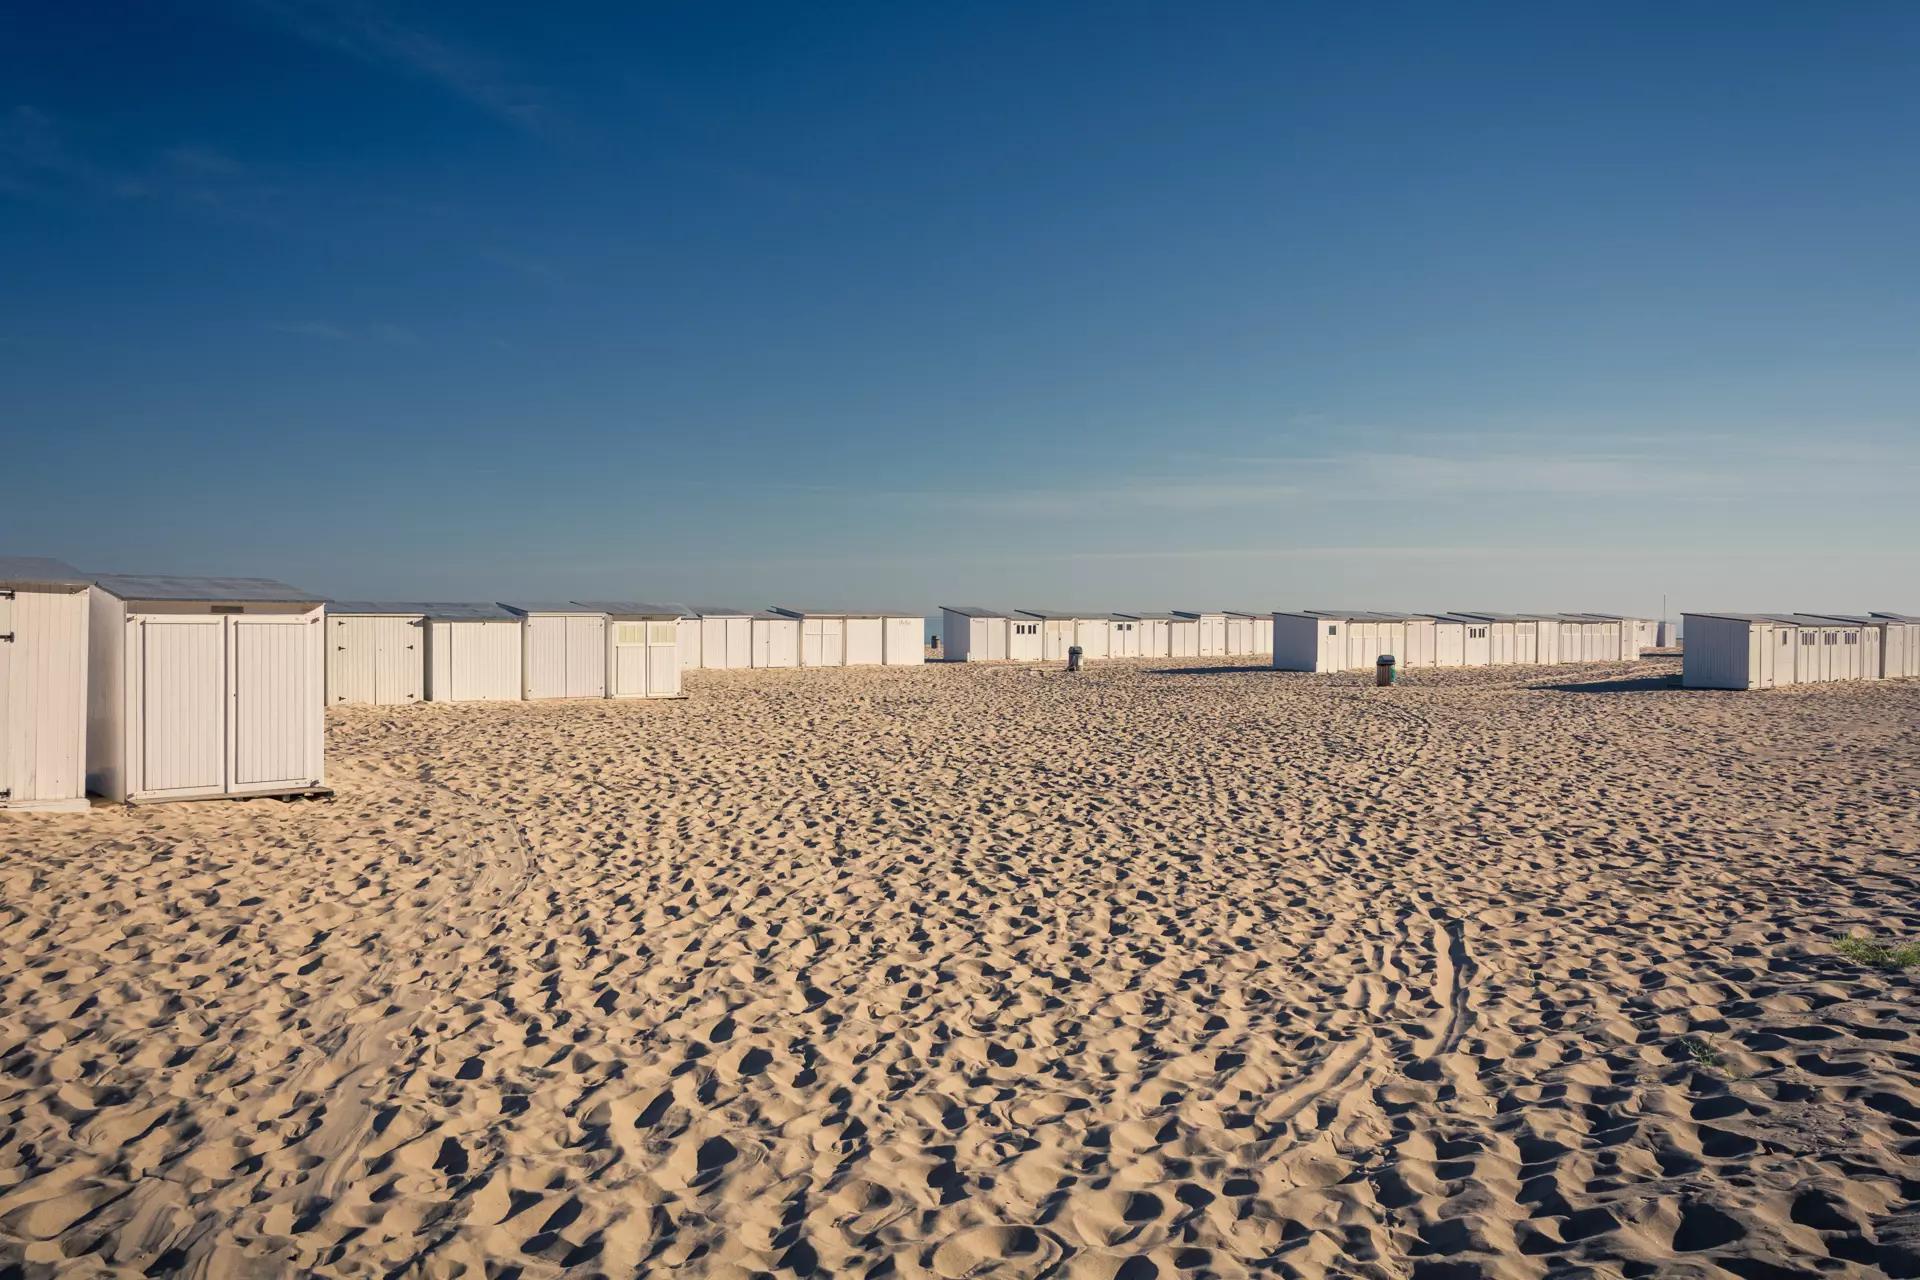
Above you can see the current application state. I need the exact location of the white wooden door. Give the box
[649,622,680,695]
[231,617,317,790]
[612,622,649,697]
[678,618,702,669]
[378,618,422,703]
[566,617,605,697]
[139,617,226,796]
[725,618,750,668]
[802,619,823,666]
[524,617,566,698]
[328,617,377,704]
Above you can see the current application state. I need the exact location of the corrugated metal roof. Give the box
[572,600,684,618]
[941,605,1005,618]
[1016,609,1083,620]
[499,602,605,616]
[328,601,517,621]
[0,556,90,587]
[1172,610,1225,619]
[771,607,886,619]
[94,573,325,603]
[1871,612,1920,622]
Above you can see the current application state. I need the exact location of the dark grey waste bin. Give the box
[1066,645,1084,672]
[1376,654,1397,686]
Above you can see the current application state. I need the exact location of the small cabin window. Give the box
[1780,632,1789,645]
[1846,633,1857,645]
[649,622,677,644]
[1327,625,1339,636]
[1802,632,1815,644]
[212,605,244,614]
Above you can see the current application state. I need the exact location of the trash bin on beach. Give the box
[1376,654,1397,686]
[1066,645,1084,672]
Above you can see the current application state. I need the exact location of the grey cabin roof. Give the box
[1015,609,1085,621]
[941,605,1005,618]
[0,556,90,587]
[329,601,517,621]
[500,602,604,616]
[1114,611,1173,620]
[1683,612,1868,626]
[771,607,886,619]
[1871,612,1920,622]
[572,600,684,618]
[681,605,754,618]
[94,573,324,603]
[1172,610,1225,619]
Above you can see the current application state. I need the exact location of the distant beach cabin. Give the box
[412,604,523,702]
[1449,613,1562,666]
[1562,614,1651,660]
[772,609,886,667]
[1108,614,1141,658]
[882,615,925,665]
[1822,615,1920,680]
[1016,611,1077,661]
[1550,615,1630,663]
[751,611,800,668]
[88,573,327,804]
[502,604,607,699]
[1683,613,1880,689]
[683,607,753,670]
[941,607,1008,662]
[1175,611,1227,657]
[0,557,91,812]
[325,603,426,706]
[1273,611,1420,673]
[1225,611,1274,655]
[573,602,682,698]
[1116,613,1172,658]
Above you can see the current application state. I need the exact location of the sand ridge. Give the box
[1,656,1917,1277]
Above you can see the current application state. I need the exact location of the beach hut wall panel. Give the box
[1682,615,1771,689]
[1109,617,1140,658]
[1075,618,1111,660]
[1460,620,1491,667]
[1223,614,1255,656]
[325,607,425,706]
[414,605,523,702]
[87,575,326,803]
[676,617,702,669]
[1137,618,1170,658]
[697,612,753,669]
[504,606,606,699]
[751,613,800,668]
[941,607,1007,662]
[0,558,90,811]
[1271,613,1322,671]
[1168,618,1199,658]
[1432,619,1465,667]
[1043,621,1072,661]
[1859,615,1920,677]
[882,616,925,665]
[845,617,884,666]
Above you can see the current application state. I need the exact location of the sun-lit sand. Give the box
[2,656,1917,1277]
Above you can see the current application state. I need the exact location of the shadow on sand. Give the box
[1537,674,1682,694]
[1150,665,1278,677]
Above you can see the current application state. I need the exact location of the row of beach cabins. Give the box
[2,557,1915,813]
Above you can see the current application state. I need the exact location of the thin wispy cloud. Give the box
[236,0,554,131]
[0,106,146,200]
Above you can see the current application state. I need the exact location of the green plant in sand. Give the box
[1831,934,1920,971]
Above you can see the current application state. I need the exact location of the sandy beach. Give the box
[1,655,1916,1278]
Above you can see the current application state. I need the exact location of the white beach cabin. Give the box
[1017,611,1077,662]
[88,573,327,804]
[502,604,607,699]
[751,611,800,668]
[883,615,926,665]
[325,603,425,706]
[772,609,887,667]
[680,607,753,669]
[1868,613,1920,678]
[1450,613,1560,666]
[1682,613,1880,689]
[1108,614,1141,658]
[417,604,523,702]
[1226,611,1274,655]
[1273,611,1428,673]
[1175,611,1228,657]
[941,607,1009,662]
[0,557,91,812]
[1116,613,1172,658]
[573,602,683,698]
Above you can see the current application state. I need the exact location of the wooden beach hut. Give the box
[573,602,683,698]
[1868,614,1920,678]
[940,606,1008,662]
[772,609,887,667]
[1683,613,1880,689]
[882,615,925,665]
[421,604,523,702]
[502,603,607,700]
[1175,611,1228,657]
[682,606,753,670]
[1273,611,1414,673]
[88,573,327,804]
[750,611,800,668]
[1116,613,1172,658]
[1108,614,1141,658]
[0,557,91,812]
[325,603,425,706]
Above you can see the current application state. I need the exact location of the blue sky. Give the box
[3,2,1916,618]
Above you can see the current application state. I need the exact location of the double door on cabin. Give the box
[801,618,844,666]
[132,613,321,800]
[328,615,422,704]
[525,615,606,698]
[610,621,680,697]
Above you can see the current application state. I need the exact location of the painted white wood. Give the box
[327,615,423,705]
[138,617,226,796]
[0,590,10,801]
[649,621,680,695]
[231,617,320,790]
[882,616,924,665]
[801,617,845,667]
[565,616,606,697]
[0,587,89,807]
[844,617,884,666]
[752,616,799,668]
[1006,619,1042,662]
[677,617,702,669]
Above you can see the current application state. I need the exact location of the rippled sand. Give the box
[2,656,1918,1278]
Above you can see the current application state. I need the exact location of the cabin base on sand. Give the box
[125,785,334,806]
